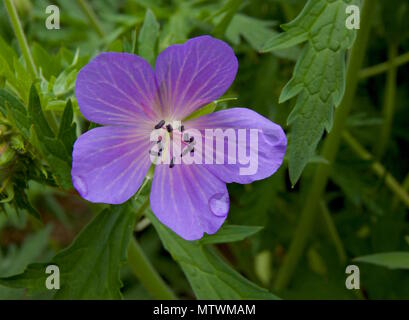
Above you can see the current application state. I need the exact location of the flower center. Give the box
[151,120,196,168]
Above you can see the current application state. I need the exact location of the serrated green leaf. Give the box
[262,0,360,185]
[147,209,279,299]
[0,204,137,299]
[354,252,409,270]
[138,9,160,66]
[199,225,263,245]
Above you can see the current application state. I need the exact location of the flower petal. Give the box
[72,126,152,204]
[154,35,238,119]
[75,52,160,125]
[150,164,229,240]
[186,108,287,184]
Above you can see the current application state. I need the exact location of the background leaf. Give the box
[146,208,279,299]
[355,252,409,270]
[0,203,137,299]
[199,225,263,245]
[262,0,360,185]
[138,9,160,66]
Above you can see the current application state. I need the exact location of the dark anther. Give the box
[179,125,185,132]
[190,148,195,155]
[166,124,173,132]
[149,150,159,156]
[169,157,175,168]
[157,136,162,143]
[154,120,165,129]
[189,136,194,143]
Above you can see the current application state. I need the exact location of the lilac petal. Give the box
[186,108,287,184]
[150,164,229,240]
[75,52,161,126]
[72,126,152,204]
[154,35,238,120]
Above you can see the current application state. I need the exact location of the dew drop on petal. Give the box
[208,193,229,217]
[73,175,88,197]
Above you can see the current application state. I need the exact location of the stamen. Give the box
[154,120,165,129]
[169,157,175,168]
[179,125,185,132]
[157,136,162,143]
[166,124,173,132]
[189,136,194,143]
[149,150,160,156]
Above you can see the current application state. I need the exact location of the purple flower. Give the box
[72,35,287,240]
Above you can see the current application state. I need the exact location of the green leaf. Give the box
[28,85,54,139]
[57,99,77,156]
[0,36,17,69]
[225,14,300,60]
[262,0,360,185]
[28,85,72,189]
[0,89,30,139]
[0,226,52,299]
[199,225,263,245]
[354,252,409,270]
[146,209,279,299]
[212,0,242,38]
[53,69,77,98]
[0,226,52,277]
[0,204,137,299]
[138,9,160,66]
[32,43,61,79]
[183,101,217,121]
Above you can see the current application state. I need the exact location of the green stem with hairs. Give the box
[76,0,105,38]
[127,198,177,300]
[375,43,398,158]
[343,131,409,209]
[359,51,409,79]
[4,0,37,78]
[273,0,376,292]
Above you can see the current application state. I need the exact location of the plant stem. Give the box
[359,51,409,79]
[343,131,409,209]
[76,0,105,38]
[3,0,37,78]
[320,201,347,264]
[392,172,409,209]
[127,198,176,300]
[375,43,398,158]
[273,0,375,292]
